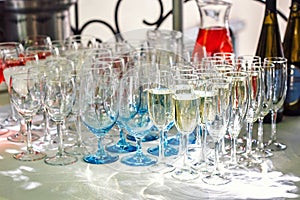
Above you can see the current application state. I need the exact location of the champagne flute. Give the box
[265,57,288,151]
[44,58,78,166]
[224,71,249,169]
[8,71,46,161]
[148,70,176,173]
[80,68,120,164]
[202,77,232,185]
[255,62,274,158]
[171,74,200,181]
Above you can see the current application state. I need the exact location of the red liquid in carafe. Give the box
[193,27,233,57]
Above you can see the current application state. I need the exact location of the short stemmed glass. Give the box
[224,71,249,169]
[171,74,200,181]
[9,71,46,161]
[265,57,288,151]
[202,77,232,185]
[44,58,78,166]
[80,69,119,164]
[147,70,176,173]
[119,73,157,166]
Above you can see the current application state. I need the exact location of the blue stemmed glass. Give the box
[80,67,119,164]
[119,73,157,166]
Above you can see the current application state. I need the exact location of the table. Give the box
[0,104,300,200]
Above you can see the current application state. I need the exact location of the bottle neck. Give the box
[265,0,277,13]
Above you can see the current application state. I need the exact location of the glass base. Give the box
[127,132,159,142]
[83,153,119,164]
[171,167,199,181]
[147,145,178,157]
[7,131,40,143]
[64,144,89,155]
[45,154,78,166]
[106,142,137,153]
[148,162,175,174]
[251,149,273,159]
[13,150,46,161]
[267,141,287,151]
[1,115,18,127]
[121,153,157,166]
[202,173,231,185]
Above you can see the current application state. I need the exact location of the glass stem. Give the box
[231,137,237,164]
[96,136,106,158]
[25,118,33,154]
[214,140,220,173]
[158,129,165,162]
[181,133,188,170]
[246,122,253,155]
[201,124,207,163]
[75,114,83,147]
[43,111,51,141]
[57,121,64,157]
[270,110,277,143]
[257,117,264,150]
[117,125,127,146]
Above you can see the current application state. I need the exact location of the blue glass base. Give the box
[121,153,157,166]
[127,132,159,142]
[147,145,178,157]
[83,153,119,164]
[106,143,137,153]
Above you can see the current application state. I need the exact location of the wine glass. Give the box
[224,71,249,169]
[43,58,78,166]
[64,34,99,50]
[21,34,52,49]
[119,72,157,166]
[8,71,46,161]
[80,68,120,164]
[147,70,176,173]
[0,42,24,130]
[171,74,200,181]
[94,56,137,154]
[3,52,41,143]
[202,77,232,185]
[265,57,288,151]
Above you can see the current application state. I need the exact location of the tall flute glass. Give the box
[171,74,200,181]
[148,70,175,173]
[44,58,78,166]
[264,57,288,151]
[203,77,232,185]
[255,62,274,158]
[224,71,249,169]
[80,68,119,164]
[9,71,46,161]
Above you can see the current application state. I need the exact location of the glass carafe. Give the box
[193,0,234,58]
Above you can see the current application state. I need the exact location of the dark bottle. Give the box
[255,0,285,123]
[283,0,300,116]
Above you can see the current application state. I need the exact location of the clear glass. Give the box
[44,58,78,166]
[9,72,46,161]
[202,77,232,185]
[265,57,288,151]
[224,71,249,169]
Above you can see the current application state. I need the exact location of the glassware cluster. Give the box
[0,29,287,186]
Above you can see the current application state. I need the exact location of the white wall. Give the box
[71,0,291,55]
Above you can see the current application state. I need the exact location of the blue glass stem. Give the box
[96,136,106,158]
[117,126,127,146]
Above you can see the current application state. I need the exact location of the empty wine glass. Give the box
[224,71,249,169]
[80,68,120,164]
[202,77,232,185]
[171,74,200,181]
[119,72,157,166]
[44,58,78,166]
[265,57,288,151]
[21,34,52,49]
[9,71,46,161]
